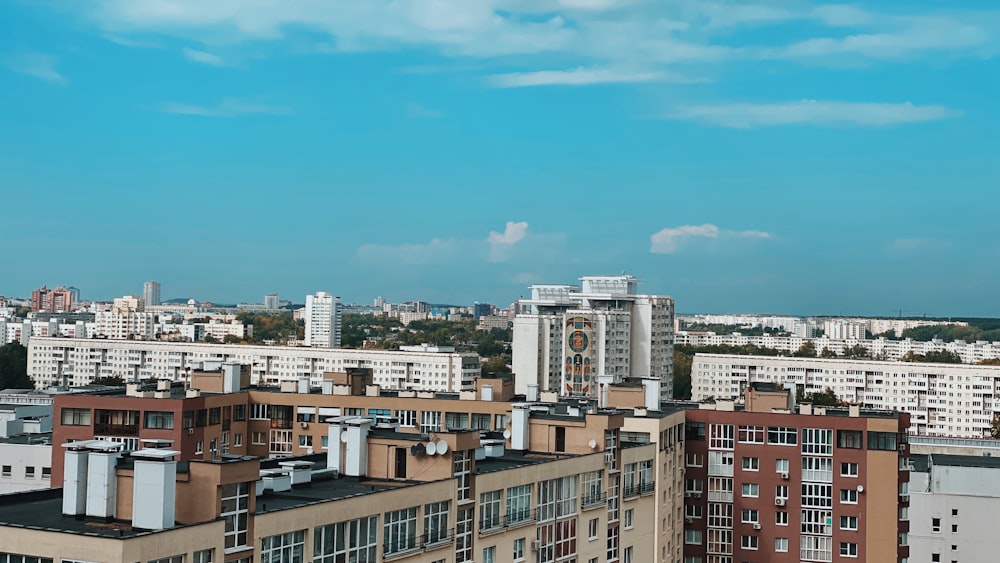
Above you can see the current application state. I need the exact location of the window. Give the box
[1,465,11,477]
[706,529,732,555]
[775,458,789,473]
[707,503,733,529]
[624,509,633,529]
[61,407,91,426]
[802,509,832,534]
[250,404,270,419]
[685,530,703,545]
[708,477,733,503]
[776,484,788,499]
[384,507,418,554]
[775,537,788,552]
[767,426,797,445]
[952,523,958,533]
[686,422,706,440]
[396,409,417,427]
[738,425,765,443]
[234,433,243,447]
[802,483,833,508]
[251,431,265,445]
[607,524,619,562]
[623,546,633,563]
[144,411,174,429]
[261,530,305,563]
[684,504,703,520]
[742,457,759,471]
[708,451,734,476]
[42,467,51,480]
[314,516,379,563]
[685,453,703,467]
[482,546,495,563]
[801,428,833,455]
[841,462,859,477]
[932,555,940,562]
[839,429,863,449]
[588,518,599,540]
[802,457,833,482]
[298,435,312,448]
[420,411,441,433]
[775,511,788,526]
[623,463,638,496]
[582,470,603,506]
[513,538,526,562]
[456,508,473,563]
[741,509,759,523]
[480,490,502,531]
[233,404,246,421]
[148,556,184,563]
[932,517,941,532]
[741,535,759,550]
[741,483,759,498]
[868,431,897,451]
[454,450,471,501]
[801,535,832,561]
[841,489,859,504]
[709,424,734,449]
[424,501,450,545]
[24,466,36,479]
[507,484,532,524]
[193,549,213,563]
[208,407,221,425]
[221,482,249,550]
[840,542,858,557]
[840,515,859,530]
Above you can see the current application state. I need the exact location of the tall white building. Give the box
[263,292,280,310]
[512,274,675,400]
[691,353,1000,438]
[304,291,342,348]
[94,295,156,340]
[142,281,161,307]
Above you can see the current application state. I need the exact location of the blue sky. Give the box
[1,1,998,316]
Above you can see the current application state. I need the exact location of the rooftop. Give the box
[911,453,1000,472]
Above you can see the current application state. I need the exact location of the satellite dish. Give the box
[426,441,437,455]
[437,440,449,454]
[341,433,349,443]
[856,485,864,493]
[503,429,512,439]
[588,439,598,449]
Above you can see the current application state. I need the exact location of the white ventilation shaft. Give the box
[344,418,371,477]
[642,378,661,411]
[327,417,350,474]
[131,449,179,530]
[297,377,310,394]
[85,442,122,519]
[62,441,93,516]
[221,363,242,393]
[526,384,539,402]
[597,375,614,409]
[511,404,531,451]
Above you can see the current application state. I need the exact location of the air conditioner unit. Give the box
[781,472,789,480]
[753,523,762,531]
[300,421,309,429]
[187,427,194,435]
[775,498,786,506]
[684,516,694,524]
[530,540,541,551]
[693,492,702,498]
[900,494,909,503]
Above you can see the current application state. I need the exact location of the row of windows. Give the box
[688,423,904,452]
[0,465,51,479]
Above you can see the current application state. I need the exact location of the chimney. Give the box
[85,442,122,519]
[641,378,661,411]
[321,380,334,395]
[131,449,179,530]
[62,441,93,516]
[597,375,614,409]
[511,404,531,451]
[297,377,311,394]
[344,418,371,477]
[221,363,242,393]
[327,418,347,474]
[526,384,539,402]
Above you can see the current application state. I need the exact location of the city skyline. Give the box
[2,1,999,315]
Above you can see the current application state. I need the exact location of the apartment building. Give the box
[909,452,999,563]
[682,384,911,563]
[693,353,1000,438]
[3,380,674,563]
[512,274,675,400]
[30,285,75,313]
[305,291,342,348]
[26,336,480,391]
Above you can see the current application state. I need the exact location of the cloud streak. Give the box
[650,224,771,254]
[667,100,962,128]
[488,67,696,88]
[5,52,67,84]
[160,97,291,117]
[182,47,225,66]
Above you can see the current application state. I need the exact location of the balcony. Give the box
[383,529,455,559]
[582,493,606,510]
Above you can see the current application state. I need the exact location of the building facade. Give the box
[305,292,342,348]
[143,281,162,307]
[512,275,675,401]
[692,353,1000,438]
[682,387,911,563]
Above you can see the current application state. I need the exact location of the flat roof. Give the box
[0,432,52,445]
[911,453,1000,472]
[476,450,569,474]
[256,474,397,514]
[0,488,171,538]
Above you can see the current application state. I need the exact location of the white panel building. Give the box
[692,353,1000,438]
[512,275,674,400]
[26,337,480,392]
[304,292,342,348]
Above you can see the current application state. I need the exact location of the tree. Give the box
[842,344,870,359]
[991,413,1000,439]
[819,347,837,358]
[793,342,818,358]
[902,350,962,364]
[802,387,841,407]
[0,343,31,389]
[203,334,218,343]
[482,355,512,374]
[223,335,242,344]
[979,358,1000,366]
[93,375,125,386]
[673,350,692,400]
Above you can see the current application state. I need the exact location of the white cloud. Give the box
[160,97,291,117]
[488,221,529,246]
[406,102,444,119]
[650,224,771,254]
[667,100,962,128]
[5,52,67,85]
[487,67,700,88]
[359,222,566,266]
[182,47,225,66]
